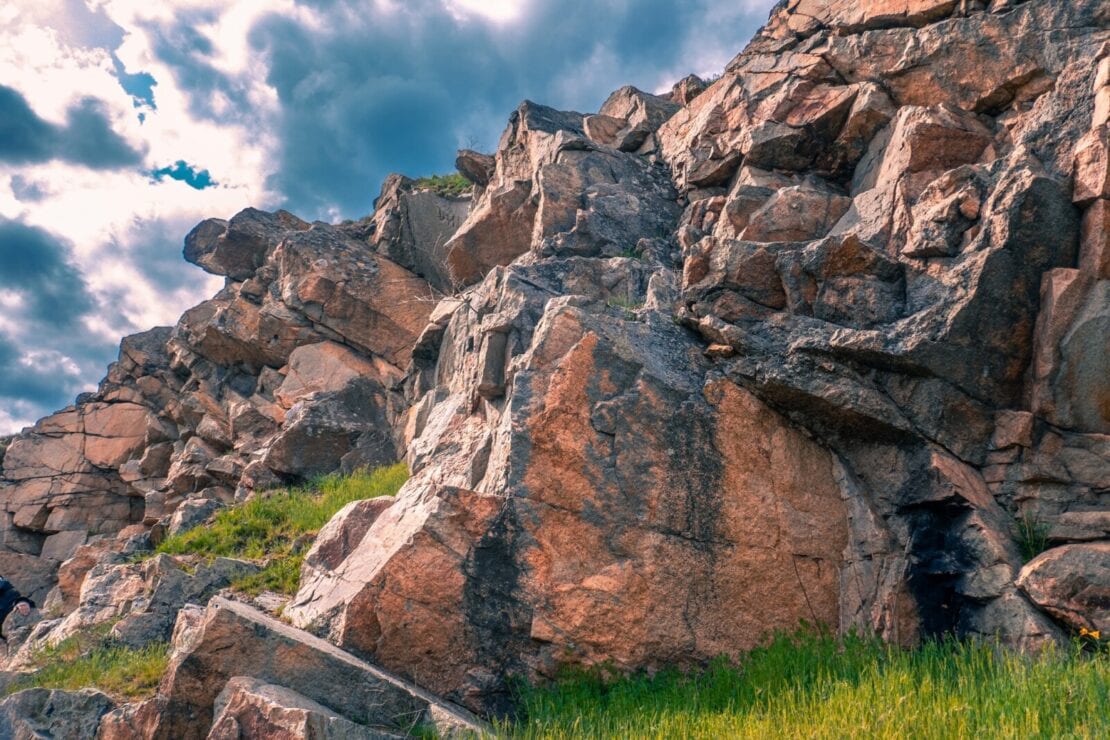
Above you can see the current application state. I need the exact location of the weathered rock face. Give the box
[284,0,1109,712]
[184,209,310,281]
[366,175,471,294]
[0,688,114,740]
[585,86,680,152]
[2,0,1109,726]
[290,276,851,708]
[7,554,259,670]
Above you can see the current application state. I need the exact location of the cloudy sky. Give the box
[0,0,775,434]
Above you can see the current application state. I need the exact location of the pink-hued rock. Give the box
[144,598,483,739]
[208,677,384,740]
[277,229,438,368]
[740,181,852,243]
[0,689,114,740]
[670,74,708,106]
[367,174,471,292]
[289,290,850,710]
[1017,543,1110,633]
[300,496,395,578]
[1028,270,1110,433]
[455,149,495,187]
[1073,126,1110,206]
[1079,198,1110,279]
[762,0,964,39]
[582,113,626,148]
[991,410,1035,450]
[594,86,680,151]
[184,208,309,281]
[275,342,398,409]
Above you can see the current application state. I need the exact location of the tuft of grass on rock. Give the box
[502,630,1110,739]
[606,294,645,322]
[413,172,472,198]
[233,551,307,596]
[7,635,169,701]
[156,463,409,595]
[605,295,643,311]
[1016,511,1051,563]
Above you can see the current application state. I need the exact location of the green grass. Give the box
[156,463,409,595]
[414,172,472,198]
[7,631,169,700]
[606,295,645,321]
[501,630,1110,739]
[1016,512,1051,563]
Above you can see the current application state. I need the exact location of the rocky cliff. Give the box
[1,0,1108,733]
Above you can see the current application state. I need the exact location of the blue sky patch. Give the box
[112,54,158,109]
[151,160,216,189]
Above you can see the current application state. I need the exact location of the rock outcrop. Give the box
[1,0,1108,728]
[0,205,443,611]
[99,598,483,739]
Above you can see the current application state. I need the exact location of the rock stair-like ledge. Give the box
[100,596,487,739]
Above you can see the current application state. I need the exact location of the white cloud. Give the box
[0,406,37,437]
[447,0,528,23]
[0,0,282,432]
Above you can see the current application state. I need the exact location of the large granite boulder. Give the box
[184,208,309,281]
[288,258,853,711]
[1017,543,1110,634]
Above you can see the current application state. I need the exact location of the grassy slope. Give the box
[503,631,1109,739]
[6,628,169,700]
[156,463,409,595]
[413,172,472,197]
[5,465,410,701]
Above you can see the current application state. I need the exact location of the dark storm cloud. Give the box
[0,86,55,163]
[0,85,145,169]
[0,219,95,329]
[61,98,148,168]
[145,0,772,219]
[113,215,213,293]
[0,330,115,420]
[0,333,82,409]
[245,0,703,216]
[0,222,118,420]
[9,176,47,203]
